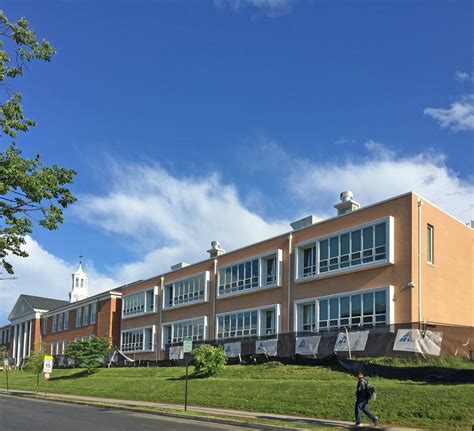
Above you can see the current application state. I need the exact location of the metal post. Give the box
[344,326,352,359]
[4,357,9,392]
[184,352,189,411]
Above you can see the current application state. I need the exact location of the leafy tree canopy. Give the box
[192,344,226,377]
[0,10,76,275]
[64,337,111,375]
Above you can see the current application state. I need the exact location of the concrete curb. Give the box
[1,391,307,431]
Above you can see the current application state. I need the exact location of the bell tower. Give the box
[69,256,89,303]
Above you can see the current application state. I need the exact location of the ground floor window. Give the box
[121,327,154,352]
[163,317,206,347]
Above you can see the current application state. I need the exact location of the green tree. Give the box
[192,344,226,377]
[23,349,45,390]
[64,337,111,375]
[0,10,76,275]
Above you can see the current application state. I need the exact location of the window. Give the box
[217,310,258,339]
[90,303,97,324]
[316,289,387,331]
[122,289,155,317]
[57,313,63,332]
[64,311,69,330]
[296,218,392,280]
[164,273,208,309]
[217,251,282,297]
[75,278,79,288]
[121,327,154,352]
[427,224,434,264]
[76,307,82,327]
[42,318,48,335]
[52,315,57,333]
[163,317,206,347]
[302,303,315,331]
[83,305,90,326]
[80,278,84,288]
[217,306,279,339]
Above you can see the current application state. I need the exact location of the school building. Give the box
[2,191,473,364]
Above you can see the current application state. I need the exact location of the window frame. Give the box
[160,316,208,350]
[294,286,394,333]
[162,271,210,310]
[294,216,394,282]
[217,249,283,299]
[215,304,281,340]
[120,325,156,353]
[427,224,434,264]
[122,287,158,319]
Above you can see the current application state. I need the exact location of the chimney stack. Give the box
[207,240,225,258]
[334,191,360,216]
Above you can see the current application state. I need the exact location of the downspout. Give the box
[287,233,292,333]
[213,259,217,341]
[159,276,164,360]
[417,198,423,326]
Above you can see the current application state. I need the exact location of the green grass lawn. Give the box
[1,362,473,430]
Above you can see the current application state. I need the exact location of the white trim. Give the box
[216,249,283,299]
[162,271,210,310]
[215,303,281,339]
[43,291,121,317]
[294,216,394,282]
[293,285,394,332]
[120,324,156,353]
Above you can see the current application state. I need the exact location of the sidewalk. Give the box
[0,388,421,431]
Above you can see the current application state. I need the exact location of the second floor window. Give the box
[123,289,155,317]
[83,305,90,326]
[52,315,57,333]
[90,303,97,324]
[64,311,69,330]
[76,307,82,327]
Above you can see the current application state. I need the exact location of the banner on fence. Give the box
[393,329,443,356]
[256,339,278,356]
[224,342,241,358]
[295,336,321,356]
[334,331,369,352]
[169,346,184,360]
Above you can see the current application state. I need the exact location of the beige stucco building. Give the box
[117,192,473,360]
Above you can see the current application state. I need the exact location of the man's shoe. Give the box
[355,424,363,428]
[372,417,378,426]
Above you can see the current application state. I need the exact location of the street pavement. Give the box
[0,394,260,431]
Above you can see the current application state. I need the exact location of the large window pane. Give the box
[375,223,386,246]
[351,295,361,316]
[363,293,373,315]
[319,300,328,321]
[330,298,339,319]
[340,297,350,318]
[375,291,386,314]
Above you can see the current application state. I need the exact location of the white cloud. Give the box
[0,236,118,325]
[424,94,474,131]
[74,161,290,282]
[287,143,473,223]
[455,71,474,83]
[214,0,295,16]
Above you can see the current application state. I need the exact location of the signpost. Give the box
[183,338,193,412]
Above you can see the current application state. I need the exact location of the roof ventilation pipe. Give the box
[207,241,225,258]
[333,191,360,215]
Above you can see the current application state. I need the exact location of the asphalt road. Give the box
[0,394,260,431]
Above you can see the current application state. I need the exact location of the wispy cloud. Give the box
[74,160,289,282]
[424,94,474,132]
[0,236,118,325]
[286,142,473,223]
[214,0,295,17]
[455,71,474,83]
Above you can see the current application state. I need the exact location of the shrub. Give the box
[192,344,226,377]
[64,337,111,375]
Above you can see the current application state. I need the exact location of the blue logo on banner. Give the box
[337,335,347,345]
[225,345,231,353]
[298,339,306,348]
[399,331,413,343]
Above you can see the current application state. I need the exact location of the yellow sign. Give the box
[43,355,54,373]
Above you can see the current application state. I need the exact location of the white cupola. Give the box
[69,258,89,303]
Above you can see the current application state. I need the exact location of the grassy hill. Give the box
[1,360,473,429]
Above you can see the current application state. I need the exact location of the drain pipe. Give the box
[158,276,164,360]
[417,199,423,326]
[287,233,293,333]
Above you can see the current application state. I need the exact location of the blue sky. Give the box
[1,0,473,324]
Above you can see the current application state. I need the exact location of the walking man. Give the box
[355,371,378,427]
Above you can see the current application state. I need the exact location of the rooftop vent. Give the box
[334,191,360,216]
[170,262,189,271]
[207,240,225,258]
[290,215,319,231]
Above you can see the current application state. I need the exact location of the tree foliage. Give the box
[0,10,76,274]
[192,344,226,377]
[64,337,111,375]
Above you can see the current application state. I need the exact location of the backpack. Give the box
[366,381,376,401]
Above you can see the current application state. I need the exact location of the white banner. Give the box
[393,329,443,356]
[169,346,184,360]
[295,336,321,356]
[255,339,278,356]
[334,331,369,352]
[224,342,241,358]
